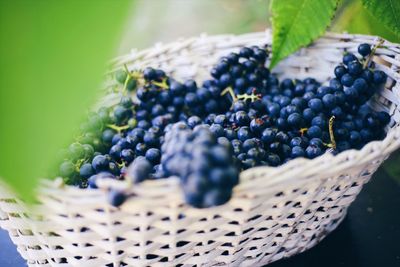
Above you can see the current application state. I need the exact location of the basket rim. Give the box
[32,31,400,196]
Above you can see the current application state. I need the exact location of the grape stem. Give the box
[151,77,169,90]
[325,116,337,150]
[75,158,86,172]
[122,64,169,92]
[363,38,384,69]
[122,64,143,92]
[299,128,308,136]
[221,87,261,107]
[123,64,142,80]
[221,87,237,102]
[117,162,125,169]
[236,92,261,102]
[107,124,130,133]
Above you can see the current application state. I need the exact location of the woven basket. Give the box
[1,30,400,267]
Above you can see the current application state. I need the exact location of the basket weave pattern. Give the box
[1,31,400,267]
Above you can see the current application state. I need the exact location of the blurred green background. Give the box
[118,0,399,54]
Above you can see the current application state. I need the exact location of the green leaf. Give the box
[270,0,339,68]
[332,0,400,43]
[0,1,131,201]
[362,0,400,39]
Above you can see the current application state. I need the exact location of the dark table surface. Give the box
[1,166,399,267]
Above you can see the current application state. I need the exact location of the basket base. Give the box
[245,208,348,267]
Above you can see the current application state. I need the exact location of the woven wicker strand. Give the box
[1,30,400,267]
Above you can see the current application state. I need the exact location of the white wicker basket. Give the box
[1,30,400,267]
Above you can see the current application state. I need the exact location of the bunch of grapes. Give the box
[57,68,195,186]
[56,42,391,208]
[190,43,390,169]
[161,123,239,208]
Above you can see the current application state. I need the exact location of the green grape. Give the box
[69,142,85,161]
[82,144,94,159]
[115,69,127,84]
[126,78,137,91]
[59,161,75,177]
[87,114,103,132]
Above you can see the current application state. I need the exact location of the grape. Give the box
[341,73,354,87]
[235,111,250,126]
[69,143,85,161]
[143,67,157,80]
[145,148,161,165]
[348,61,363,76]
[102,129,115,144]
[237,126,252,141]
[307,126,322,138]
[267,153,280,166]
[322,94,336,109]
[126,157,152,183]
[343,53,357,65]
[79,163,94,179]
[334,65,347,79]
[373,70,387,84]
[108,190,127,207]
[308,98,323,112]
[306,145,323,158]
[287,113,302,128]
[121,149,135,163]
[115,69,128,84]
[113,105,131,124]
[353,78,368,94]
[239,47,253,58]
[358,43,371,57]
[60,161,75,177]
[126,78,137,91]
[92,155,110,172]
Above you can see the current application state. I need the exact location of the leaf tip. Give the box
[269,54,280,70]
